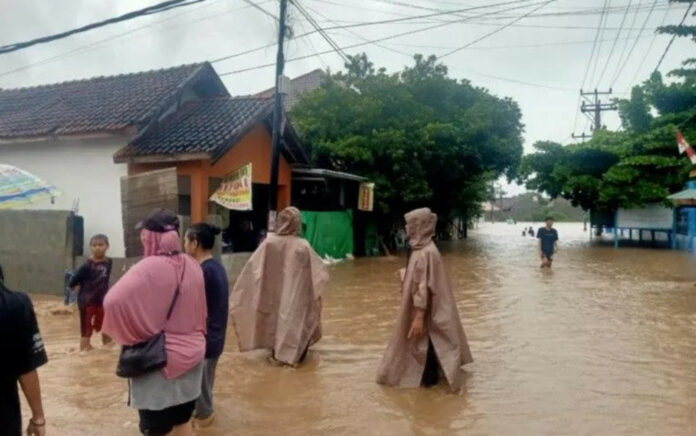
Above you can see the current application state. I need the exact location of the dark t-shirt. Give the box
[69,259,112,308]
[201,259,229,359]
[0,287,48,436]
[537,227,559,256]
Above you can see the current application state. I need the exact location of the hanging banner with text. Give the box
[210,163,252,210]
[358,182,375,211]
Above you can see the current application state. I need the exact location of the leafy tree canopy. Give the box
[291,53,524,229]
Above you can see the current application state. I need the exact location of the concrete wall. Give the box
[81,252,250,296]
[220,252,252,285]
[0,210,74,294]
[0,135,130,256]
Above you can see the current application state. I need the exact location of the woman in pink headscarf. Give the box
[376,208,473,392]
[102,210,207,436]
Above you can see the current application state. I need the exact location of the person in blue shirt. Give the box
[537,217,559,268]
[184,223,229,428]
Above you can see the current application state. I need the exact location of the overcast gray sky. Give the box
[1,0,693,194]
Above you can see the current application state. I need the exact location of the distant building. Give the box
[255,69,326,111]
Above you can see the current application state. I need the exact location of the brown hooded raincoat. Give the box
[376,208,473,391]
[230,207,328,365]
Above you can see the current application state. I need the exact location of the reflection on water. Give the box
[27,223,696,435]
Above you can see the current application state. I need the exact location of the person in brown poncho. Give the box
[376,208,473,391]
[230,207,328,366]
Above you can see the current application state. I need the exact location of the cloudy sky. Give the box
[1,0,693,194]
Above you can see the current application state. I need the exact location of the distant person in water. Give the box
[230,207,328,366]
[537,217,559,268]
[528,227,535,237]
[376,208,473,391]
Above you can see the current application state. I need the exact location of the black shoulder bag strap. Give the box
[164,257,186,322]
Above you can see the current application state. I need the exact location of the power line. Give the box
[581,0,609,90]
[609,0,643,86]
[588,0,611,88]
[327,33,653,52]
[322,0,673,22]
[0,0,278,80]
[218,0,554,75]
[653,1,694,73]
[242,0,279,21]
[312,0,540,32]
[294,13,331,68]
[573,0,609,136]
[610,0,660,88]
[596,0,632,88]
[623,1,671,90]
[212,0,541,66]
[303,2,577,91]
[306,5,412,57]
[0,0,206,55]
[439,0,556,59]
[290,0,350,63]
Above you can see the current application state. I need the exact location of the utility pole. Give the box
[580,88,617,131]
[267,0,289,232]
[572,132,592,143]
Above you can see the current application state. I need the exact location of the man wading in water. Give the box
[376,208,473,391]
[537,216,559,268]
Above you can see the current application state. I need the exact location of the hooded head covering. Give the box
[103,211,206,379]
[276,207,302,236]
[405,208,437,249]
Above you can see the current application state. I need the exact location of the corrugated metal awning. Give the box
[668,189,696,201]
[292,168,367,182]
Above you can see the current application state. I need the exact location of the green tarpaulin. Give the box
[301,210,354,259]
[364,219,380,256]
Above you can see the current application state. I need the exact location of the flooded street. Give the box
[29,223,696,435]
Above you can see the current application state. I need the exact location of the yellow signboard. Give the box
[210,163,252,210]
[358,182,374,211]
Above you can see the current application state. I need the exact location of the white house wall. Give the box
[0,136,129,256]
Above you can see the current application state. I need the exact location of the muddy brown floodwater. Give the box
[24,223,696,435]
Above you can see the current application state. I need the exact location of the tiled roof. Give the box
[116,97,309,164]
[0,63,206,139]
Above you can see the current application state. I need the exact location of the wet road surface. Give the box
[26,223,696,435]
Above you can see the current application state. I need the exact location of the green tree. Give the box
[520,5,696,213]
[292,54,524,236]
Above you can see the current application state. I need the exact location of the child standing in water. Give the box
[69,234,113,351]
[377,208,473,391]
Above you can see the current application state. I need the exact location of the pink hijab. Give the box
[103,229,207,379]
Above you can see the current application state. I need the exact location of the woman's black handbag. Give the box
[116,263,184,378]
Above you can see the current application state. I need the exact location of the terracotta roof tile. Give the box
[0,63,204,139]
[125,96,273,159]
[117,96,309,164]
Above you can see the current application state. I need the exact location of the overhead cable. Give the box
[0,0,206,55]
[653,1,694,73]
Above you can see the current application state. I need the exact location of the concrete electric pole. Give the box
[267,0,289,232]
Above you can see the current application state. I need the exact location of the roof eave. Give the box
[114,150,210,164]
